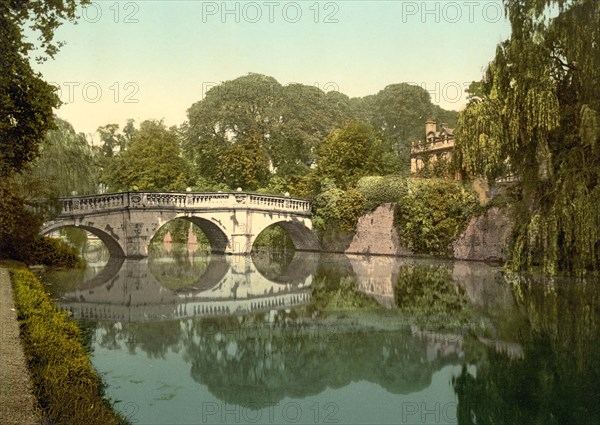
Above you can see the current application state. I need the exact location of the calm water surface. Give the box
[43,244,600,425]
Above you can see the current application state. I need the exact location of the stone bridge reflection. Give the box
[58,251,318,322]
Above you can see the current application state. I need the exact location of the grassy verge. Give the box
[9,267,128,425]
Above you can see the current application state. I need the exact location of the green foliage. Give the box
[147,247,212,290]
[16,117,99,198]
[413,155,454,179]
[312,187,366,235]
[191,177,230,192]
[394,179,480,256]
[356,175,408,211]
[183,74,457,183]
[105,120,192,191]
[9,268,126,424]
[395,265,474,328]
[314,121,396,190]
[0,179,46,263]
[454,273,600,424]
[151,219,210,247]
[309,269,381,314]
[29,237,84,268]
[252,225,295,252]
[454,0,600,274]
[97,121,136,158]
[0,182,83,266]
[366,83,458,172]
[184,73,355,182]
[216,129,271,190]
[1,0,89,176]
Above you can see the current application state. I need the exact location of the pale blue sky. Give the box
[30,1,511,138]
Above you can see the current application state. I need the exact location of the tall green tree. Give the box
[314,121,394,190]
[0,0,88,176]
[96,120,138,191]
[17,117,98,198]
[367,83,459,172]
[111,120,192,191]
[455,0,600,273]
[184,74,281,182]
[184,73,357,184]
[216,129,270,190]
[0,0,89,261]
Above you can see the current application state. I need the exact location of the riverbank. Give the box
[0,267,39,425]
[5,266,127,425]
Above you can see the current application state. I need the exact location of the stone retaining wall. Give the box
[343,204,513,262]
[345,204,411,256]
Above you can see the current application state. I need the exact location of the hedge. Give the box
[10,268,128,425]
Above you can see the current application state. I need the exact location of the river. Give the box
[42,243,600,425]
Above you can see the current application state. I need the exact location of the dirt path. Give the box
[0,267,39,424]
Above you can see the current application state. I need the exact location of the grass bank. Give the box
[9,267,128,425]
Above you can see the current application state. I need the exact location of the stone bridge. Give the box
[41,191,318,257]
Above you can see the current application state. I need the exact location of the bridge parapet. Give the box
[55,191,311,217]
[60,193,127,214]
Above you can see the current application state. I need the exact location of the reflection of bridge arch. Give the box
[148,252,231,292]
[252,251,319,285]
[58,253,317,322]
[42,191,317,257]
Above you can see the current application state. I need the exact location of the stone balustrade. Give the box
[56,191,312,217]
[411,139,455,154]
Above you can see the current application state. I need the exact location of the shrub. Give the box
[10,268,127,425]
[312,187,366,234]
[29,236,84,268]
[0,180,44,261]
[356,175,408,211]
[394,179,479,256]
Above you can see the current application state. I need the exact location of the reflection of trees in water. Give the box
[395,265,477,329]
[183,316,461,408]
[92,313,465,407]
[308,255,382,313]
[148,245,212,290]
[250,249,295,281]
[95,320,183,359]
[453,274,600,424]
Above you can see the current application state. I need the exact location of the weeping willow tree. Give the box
[17,117,99,198]
[455,0,600,274]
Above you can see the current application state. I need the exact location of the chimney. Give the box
[425,119,436,135]
[441,123,448,129]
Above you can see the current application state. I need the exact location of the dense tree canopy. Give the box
[0,0,88,176]
[0,0,90,262]
[454,0,600,273]
[216,129,271,190]
[314,120,395,190]
[105,120,192,191]
[184,74,357,183]
[183,74,457,188]
[17,117,98,198]
[356,83,458,170]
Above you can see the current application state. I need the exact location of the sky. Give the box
[29,0,512,139]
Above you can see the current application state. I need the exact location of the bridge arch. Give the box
[149,216,230,253]
[41,223,126,258]
[250,219,319,253]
